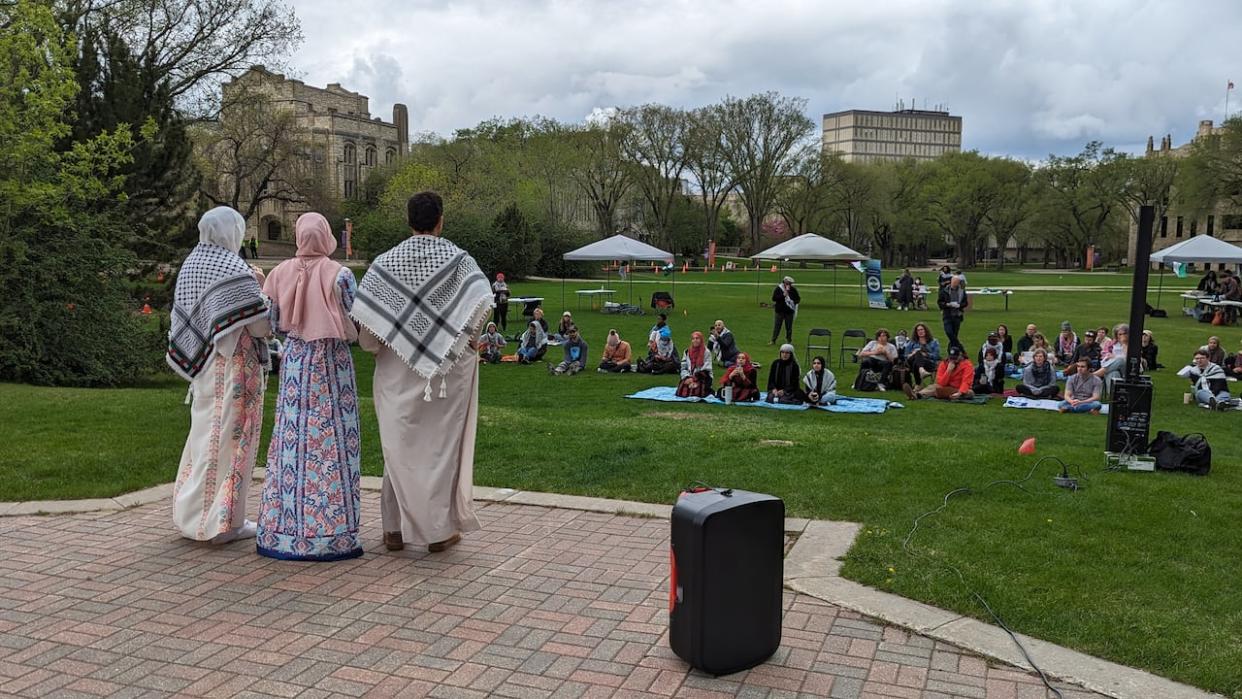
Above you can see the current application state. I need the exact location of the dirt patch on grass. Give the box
[642,410,698,420]
[759,439,796,447]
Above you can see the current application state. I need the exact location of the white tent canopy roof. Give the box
[1150,235,1242,264]
[562,234,674,263]
[750,233,867,262]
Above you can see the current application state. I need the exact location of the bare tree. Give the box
[193,86,313,221]
[616,104,690,249]
[774,144,838,235]
[683,104,736,248]
[716,93,814,252]
[565,119,632,238]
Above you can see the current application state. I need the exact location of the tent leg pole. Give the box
[1156,264,1164,309]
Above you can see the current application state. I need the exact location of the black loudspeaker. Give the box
[669,488,784,675]
[1107,377,1154,453]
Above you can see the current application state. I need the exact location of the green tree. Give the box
[0,2,157,386]
[617,104,690,250]
[923,151,1008,268]
[1030,142,1126,268]
[980,159,1033,268]
[683,104,737,248]
[491,203,539,278]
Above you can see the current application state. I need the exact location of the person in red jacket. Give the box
[907,345,975,400]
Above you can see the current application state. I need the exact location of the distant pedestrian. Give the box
[896,269,914,310]
[937,265,953,288]
[492,272,510,332]
[769,275,800,345]
[248,237,259,259]
[938,274,969,352]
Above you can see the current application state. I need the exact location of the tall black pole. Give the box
[1126,205,1155,381]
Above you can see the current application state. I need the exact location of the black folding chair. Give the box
[650,291,675,310]
[806,328,832,367]
[839,329,868,368]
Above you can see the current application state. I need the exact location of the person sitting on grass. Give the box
[972,346,1005,395]
[803,356,838,406]
[1058,359,1102,414]
[641,325,679,374]
[1016,323,1038,355]
[676,331,714,398]
[478,322,506,364]
[1225,340,1242,380]
[977,331,1004,366]
[648,313,671,353]
[1025,333,1057,365]
[1095,323,1129,383]
[1140,330,1161,370]
[908,345,974,401]
[766,344,805,404]
[855,328,898,391]
[1182,348,1230,411]
[913,277,928,309]
[1096,325,1113,357]
[551,325,588,375]
[902,322,940,389]
[554,311,574,341]
[516,321,548,364]
[707,319,741,367]
[1016,348,1060,399]
[532,307,549,332]
[1070,329,1102,369]
[717,352,759,402]
[995,324,1014,363]
[1200,335,1226,366]
[1056,321,1078,362]
[598,329,632,373]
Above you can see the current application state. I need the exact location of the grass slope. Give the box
[2,267,1240,694]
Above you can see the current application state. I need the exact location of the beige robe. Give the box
[360,330,481,546]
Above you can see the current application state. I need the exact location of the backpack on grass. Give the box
[1148,431,1211,476]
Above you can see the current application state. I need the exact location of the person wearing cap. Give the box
[937,275,969,352]
[550,325,589,375]
[1069,330,1102,369]
[1059,358,1103,414]
[641,323,679,374]
[907,345,974,401]
[599,329,633,373]
[1140,329,1160,370]
[766,343,804,404]
[769,275,801,345]
[1055,321,1078,363]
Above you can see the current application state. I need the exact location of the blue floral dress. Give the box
[256,267,363,561]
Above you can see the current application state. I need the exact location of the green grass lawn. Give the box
[3,266,1240,695]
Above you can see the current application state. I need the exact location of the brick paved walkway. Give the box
[0,494,1106,698]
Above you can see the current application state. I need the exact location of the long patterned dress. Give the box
[256,268,363,561]
[173,327,268,541]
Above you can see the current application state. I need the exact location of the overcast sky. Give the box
[287,0,1240,160]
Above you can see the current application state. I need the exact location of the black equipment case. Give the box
[669,487,784,675]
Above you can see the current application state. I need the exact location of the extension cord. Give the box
[1053,475,1079,490]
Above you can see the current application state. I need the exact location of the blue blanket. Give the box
[625,386,895,413]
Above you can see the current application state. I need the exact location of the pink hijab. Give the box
[263,213,357,342]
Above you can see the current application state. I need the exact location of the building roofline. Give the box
[822,108,959,118]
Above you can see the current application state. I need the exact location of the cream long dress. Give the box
[360,330,481,547]
[172,319,271,541]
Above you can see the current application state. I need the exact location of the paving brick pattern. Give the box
[0,495,1106,698]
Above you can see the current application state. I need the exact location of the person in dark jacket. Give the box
[1070,330,1102,369]
[766,344,804,404]
[972,347,1005,394]
[1016,324,1038,356]
[937,275,969,352]
[896,269,914,310]
[769,276,801,345]
[707,319,741,367]
[551,325,588,375]
[1140,329,1160,370]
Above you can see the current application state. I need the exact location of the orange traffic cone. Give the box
[141,304,153,315]
[1018,437,1036,455]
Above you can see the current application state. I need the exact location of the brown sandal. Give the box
[383,531,404,551]
[428,533,461,553]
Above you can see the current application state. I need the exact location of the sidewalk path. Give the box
[0,493,1106,698]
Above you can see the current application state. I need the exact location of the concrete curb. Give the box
[0,482,1221,699]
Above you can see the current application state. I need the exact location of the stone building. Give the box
[1128,120,1242,268]
[822,107,962,163]
[220,66,409,242]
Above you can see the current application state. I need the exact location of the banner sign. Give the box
[865,260,886,309]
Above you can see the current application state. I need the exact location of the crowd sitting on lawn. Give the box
[480,301,1238,412]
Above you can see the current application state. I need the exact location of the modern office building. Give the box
[821,107,963,163]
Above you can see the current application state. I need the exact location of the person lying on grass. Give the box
[803,356,838,406]
[906,345,974,401]
[1058,359,1102,414]
[766,344,804,404]
[717,352,759,402]
[598,329,632,373]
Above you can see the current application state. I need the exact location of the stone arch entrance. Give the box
[265,218,282,241]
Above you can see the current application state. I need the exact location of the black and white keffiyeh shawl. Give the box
[167,243,268,381]
[351,235,494,398]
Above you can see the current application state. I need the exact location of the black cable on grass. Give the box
[901,455,1092,699]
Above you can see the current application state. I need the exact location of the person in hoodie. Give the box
[971,346,1005,395]
[676,331,714,398]
[598,329,632,372]
[478,322,506,364]
[766,343,804,404]
[1183,348,1231,410]
[516,320,548,364]
[551,325,588,375]
[803,356,838,405]
[643,324,679,374]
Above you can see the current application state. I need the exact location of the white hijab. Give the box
[198,206,246,253]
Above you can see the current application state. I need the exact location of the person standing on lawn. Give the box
[353,191,494,553]
[256,212,363,561]
[491,272,510,332]
[937,274,969,352]
[769,275,800,345]
[167,207,271,545]
[1058,359,1103,414]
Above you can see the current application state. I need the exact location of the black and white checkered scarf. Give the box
[351,235,494,395]
[167,243,268,380]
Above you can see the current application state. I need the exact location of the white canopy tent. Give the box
[1148,235,1242,307]
[562,234,675,306]
[749,234,868,306]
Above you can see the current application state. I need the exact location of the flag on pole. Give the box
[1230,80,1236,90]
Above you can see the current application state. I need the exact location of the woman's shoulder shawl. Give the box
[167,243,267,381]
[351,235,494,379]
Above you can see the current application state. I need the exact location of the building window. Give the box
[344,143,356,164]
[1190,220,1198,237]
[1176,216,1183,238]
[1207,215,1215,235]
[1223,214,1242,230]
[314,146,325,163]
[385,148,396,165]
[1159,216,1168,238]
[365,146,376,166]
[344,180,356,199]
